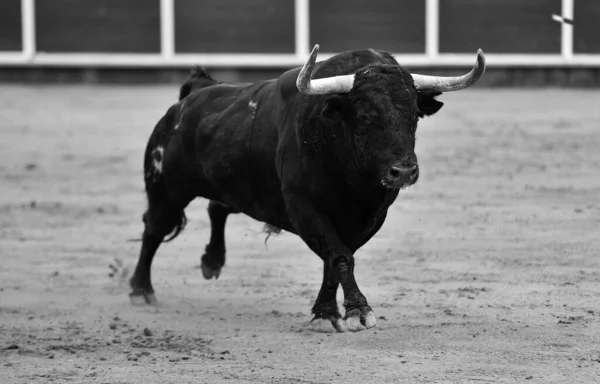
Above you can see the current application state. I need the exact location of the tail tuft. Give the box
[263,223,282,246]
[163,211,187,242]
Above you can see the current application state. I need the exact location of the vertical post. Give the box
[160,0,175,60]
[22,0,35,61]
[295,0,310,60]
[425,0,439,58]
[561,0,574,59]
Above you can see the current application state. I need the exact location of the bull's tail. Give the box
[142,114,188,244]
[162,210,187,243]
[178,66,219,100]
[127,210,186,243]
[142,171,188,243]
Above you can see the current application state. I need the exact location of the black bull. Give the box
[129,45,486,332]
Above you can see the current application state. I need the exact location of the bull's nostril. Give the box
[410,167,419,180]
[389,167,402,179]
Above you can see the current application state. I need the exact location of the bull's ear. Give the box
[321,95,345,121]
[417,91,444,117]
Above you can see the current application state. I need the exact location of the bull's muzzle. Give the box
[382,164,419,189]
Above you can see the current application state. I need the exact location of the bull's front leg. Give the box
[286,193,377,332]
[311,262,346,332]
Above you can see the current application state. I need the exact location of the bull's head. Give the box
[296,45,485,190]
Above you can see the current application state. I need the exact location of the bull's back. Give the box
[165,81,288,227]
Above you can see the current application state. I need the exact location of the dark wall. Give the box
[0,0,22,51]
[574,1,600,54]
[175,0,295,53]
[310,0,425,53]
[2,0,600,58]
[36,0,161,53]
[439,0,561,54]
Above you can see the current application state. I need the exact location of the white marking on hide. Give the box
[249,100,259,126]
[152,146,164,174]
[174,98,188,130]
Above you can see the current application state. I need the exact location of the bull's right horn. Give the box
[296,44,355,95]
[411,49,486,92]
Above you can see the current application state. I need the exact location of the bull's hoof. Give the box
[129,291,158,306]
[310,316,347,333]
[344,307,377,332]
[200,260,222,280]
[199,251,224,280]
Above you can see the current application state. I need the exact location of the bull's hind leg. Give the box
[200,200,233,279]
[130,188,191,305]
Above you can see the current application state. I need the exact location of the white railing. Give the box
[561,0,574,59]
[0,0,594,68]
[160,0,175,60]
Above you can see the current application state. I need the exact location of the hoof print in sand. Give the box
[108,258,130,282]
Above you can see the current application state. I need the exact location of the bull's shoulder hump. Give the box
[203,82,252,96]
[312,49,398,77]
[178,82,250,108]
[176,80,276,117]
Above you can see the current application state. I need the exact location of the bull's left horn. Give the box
[411,49,486,92]
[296,44,355,95]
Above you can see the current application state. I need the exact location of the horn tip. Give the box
[476,48,486,68]
[298,44,320,93]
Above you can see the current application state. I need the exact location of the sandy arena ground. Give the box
[1,86,599,383]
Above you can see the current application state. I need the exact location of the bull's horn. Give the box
[296,44,355,95]
[411,49,486,92]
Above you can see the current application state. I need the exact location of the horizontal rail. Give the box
[2,52,600,68]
